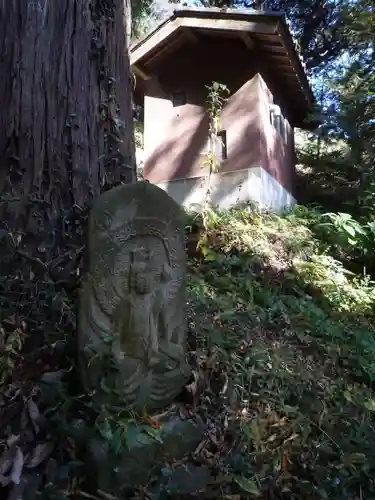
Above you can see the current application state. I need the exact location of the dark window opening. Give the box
[216,130,227,161]
[274,115,283,136]
[172,92,186,107]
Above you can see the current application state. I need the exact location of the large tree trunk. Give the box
[0,0,136,257]
[0,0,136,350]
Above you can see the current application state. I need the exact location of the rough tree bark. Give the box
[0,0,136,258]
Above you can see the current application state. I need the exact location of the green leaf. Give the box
[200,245,209,257]
[96,418,113,441]
[343,453,366,466]
[125,424,141,451]
[143,425,163,443]
[204,252,218,262]
[111,427,124,454]
[344,224,356,237]
[233,474,261,496]
[103,333,115,344]
[216,309,236,320]
[100,378,111,393]
[364,399,375,412]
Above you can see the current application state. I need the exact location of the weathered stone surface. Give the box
[81,408,206,495]
[78,181,190,412]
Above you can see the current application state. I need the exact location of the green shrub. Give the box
[186,203,375,499]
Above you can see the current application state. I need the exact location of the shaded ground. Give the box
[1,205,375,499]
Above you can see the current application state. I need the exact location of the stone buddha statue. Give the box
[78,182,190,412]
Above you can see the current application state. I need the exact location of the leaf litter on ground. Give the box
[1,205,375,499]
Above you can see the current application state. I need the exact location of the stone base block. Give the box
[80,408,206,496]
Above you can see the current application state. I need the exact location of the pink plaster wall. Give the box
[142,36,296,193]
[143,77,209,182]
[257,74,296,195]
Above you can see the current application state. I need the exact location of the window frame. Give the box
[270,102,288,144]
[217,129,228,161]
[171,91,186,108]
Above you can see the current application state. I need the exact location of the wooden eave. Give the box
[130,8,314,124]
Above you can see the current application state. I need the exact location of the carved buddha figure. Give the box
[78,182,190,412]
[115,246,171,365]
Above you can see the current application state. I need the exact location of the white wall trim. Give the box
[155,167,296,213]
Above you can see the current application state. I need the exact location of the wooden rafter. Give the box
[240,32,254,51]
[132,64,151,80]
[130,8,314,109]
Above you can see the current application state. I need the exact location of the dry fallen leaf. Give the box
[6,479,26,500]
[20,408,29,431]
[25,442,54,469]
[45,457,58,485]
[0,473,11,487]
[97,489,120,499]
[185,370,199,404]
[0,446,16,475]
[10,446,24,485]
[193,438,208,458]
[185,369,206,408]
[26,398,40,434]
[6,435,20,447]
[220,372,229,395]
[204,351,218,371]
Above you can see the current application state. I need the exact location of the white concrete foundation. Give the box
[155,167,296,213]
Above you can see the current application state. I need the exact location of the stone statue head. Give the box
[129,246,156,295]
